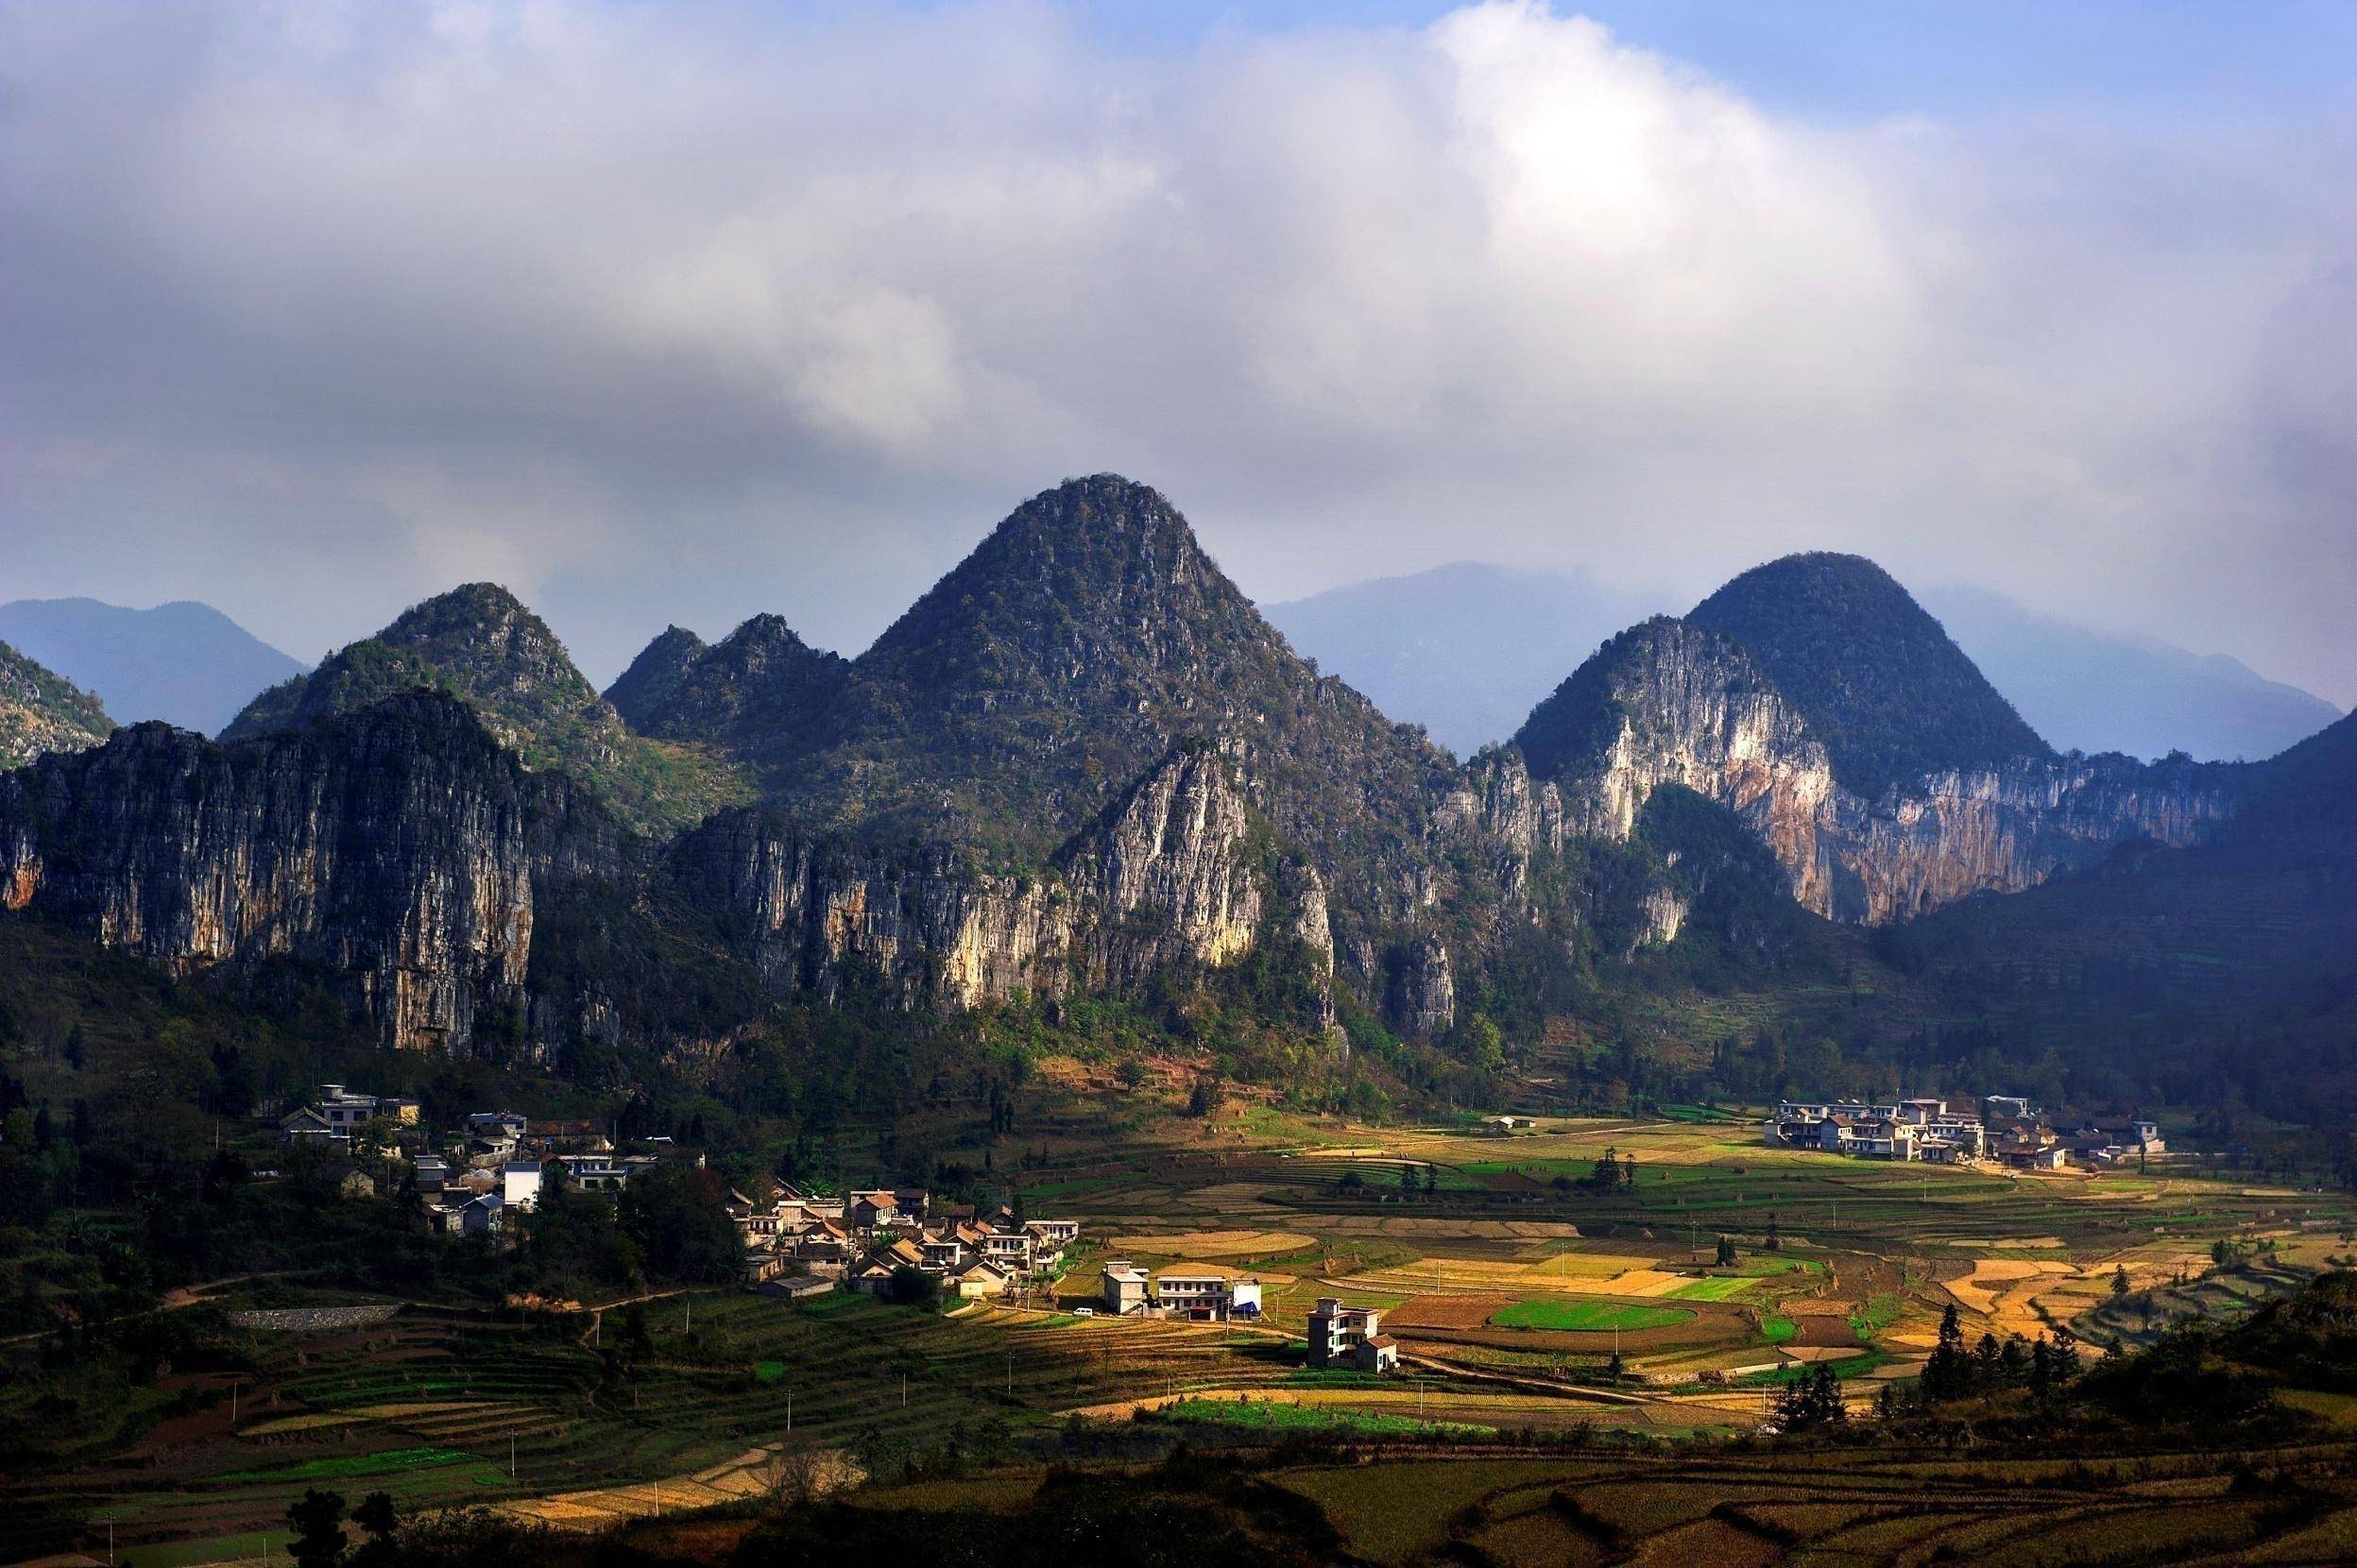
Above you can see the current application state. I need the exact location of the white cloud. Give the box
[0,0,2348,703]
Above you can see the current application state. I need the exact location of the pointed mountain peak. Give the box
[224,588,748,833]
[765,476,1445,870]
[1687,552,2050,797]
[610,611,846,764]
[606,625,709,725]
[714,613,818,656]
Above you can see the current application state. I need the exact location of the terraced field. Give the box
[17,1107,2356,1564]
[1275,1443,2357,1566]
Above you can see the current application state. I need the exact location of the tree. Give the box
[2111,1264,2130,1298]
[890,1265,941,1309]
[1777,1363,1848,1432]
[618,1163,741,1285]
[349,1492,397,1566]
[351,1492,396,1543]
[286,1489,348,1568]
[1923,1304,1970,1402]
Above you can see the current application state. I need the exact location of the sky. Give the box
[3,1,2353,703]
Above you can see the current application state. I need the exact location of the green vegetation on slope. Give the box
[0,636,113,770]
[223,583,745,834]
[1688,551,2051,797]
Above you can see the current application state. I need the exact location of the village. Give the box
[1765,1094,2165,1171]
[277,1083,1311,1332]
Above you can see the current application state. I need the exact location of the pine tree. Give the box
[1923,1304,1969,1402]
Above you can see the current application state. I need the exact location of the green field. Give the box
[1166,1398,1493,1439]
[1489,1299,1694,1331]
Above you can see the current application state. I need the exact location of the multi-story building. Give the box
[1307,1298,1397,1372]
[1102,1261,1153,1315]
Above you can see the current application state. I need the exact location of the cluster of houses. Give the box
[733,1186,1082,1303]
[278,1087,689,1236]
[1767,1096,2164,1171]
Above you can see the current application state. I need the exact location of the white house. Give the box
[502,1161,545,1212]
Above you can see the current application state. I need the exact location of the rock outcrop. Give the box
[1,638,113,771]
[0,693,629,1053]
[1514,617,2239,924]
[671,742,1339,1020]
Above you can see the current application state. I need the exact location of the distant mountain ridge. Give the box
[0,597,305,736]
[0,639,113,771]
[1263,564,1659,758]
[1272,564,2336,768]
[1919,585,2341,763]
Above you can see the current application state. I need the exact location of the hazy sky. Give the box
[4,1,2353,702]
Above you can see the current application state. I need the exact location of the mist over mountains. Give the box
[1271,566,2340,764]
[0,598,305,737]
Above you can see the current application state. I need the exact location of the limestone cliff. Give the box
[0,693,629,1053]
[670,742,1339,1020]
[1513,617,2239,923]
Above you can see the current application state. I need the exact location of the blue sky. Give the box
[1082,0,2357,122]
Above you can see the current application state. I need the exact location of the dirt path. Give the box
[493,1442,857,1527]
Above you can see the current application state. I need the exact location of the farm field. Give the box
[11,1106,2354,1564]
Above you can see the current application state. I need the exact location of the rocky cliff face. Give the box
[1514,617,2239,924]
[0,694,629,1053]
[670,742,1340,1025]
[1,638,113,771]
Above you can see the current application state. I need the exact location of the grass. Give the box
[1489,1299,1693,1331]
[1164,1397,1492,1439]
[214,1446,477,1484]
[1664,1275,1760,1301]
[1850,1292,1905,1338]
[1762,1315,1798,1345]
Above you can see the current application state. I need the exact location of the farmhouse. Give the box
[1307,1298,1397,1372]
[1153,1269,1264,1321]
[1102,1261,1153,1315]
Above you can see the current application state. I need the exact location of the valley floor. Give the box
[9,1106,2350,1564]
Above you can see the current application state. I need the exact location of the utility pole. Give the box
[510,1434,516,1478]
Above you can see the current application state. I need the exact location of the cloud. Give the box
[0,0,2349,705]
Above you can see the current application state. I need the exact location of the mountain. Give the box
[0,639,114,771]
[1512,605,2235,924]
[715,478,1456,929]
[223,584,749,836]
[1918,585,2342,763]
[0,693,630,1053]
[0,598,306,737]
[1262,564,1660,757]
[1686,553,2052,799]
[606,616,850,788]
[3,480,2346,1087]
